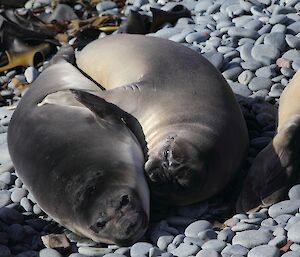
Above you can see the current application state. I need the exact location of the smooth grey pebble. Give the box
[197,229,217,241]
[130,242,153,257]
[268,200,300,217]
[184,220,212,238]
[251,44,280,65]
[201,239,226,252]
[221,244,249,256]
[11,188,27,203]
[232,230,273,248]
[196,249,220,257]
[170,242,200,257]
[248,77,272,91]
[39,248,63,257]
[247,245,280,257]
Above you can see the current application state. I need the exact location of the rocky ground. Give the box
[1,0,300,256]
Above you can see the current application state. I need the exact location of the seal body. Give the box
[8,60,149,245]
[77,34,249,205]
[237,70,300,213]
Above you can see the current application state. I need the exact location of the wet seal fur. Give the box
[7,58,149,245]
[237,69,300,213]
[77,34,249,205]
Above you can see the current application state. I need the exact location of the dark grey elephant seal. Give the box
[237,70,300,213]
[7,58,149,245]
[77,34,249,205]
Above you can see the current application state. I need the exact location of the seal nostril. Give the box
[96,220,106,228]
[120,195,130,208]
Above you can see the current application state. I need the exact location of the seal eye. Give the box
[120,195,130,208]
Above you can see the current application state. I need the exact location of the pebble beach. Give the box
[1,0,300,256]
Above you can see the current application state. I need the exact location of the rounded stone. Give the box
[241,60,262,71]
[78,247,112,256]
[185,31,210,43]
[222,66,243,80]
[282,49,300,61]
[232,230,273,248]
[114,248,129,255]
[96,1,117,12]
[288,21,300,35]
[255,65,276,78]
[286,35,300,49]
[11,188,27,203]
[247,245,280,257]
[221,244,249,256]
[281,67,294,78]
[248,77,272,91]
[0,172,11,185]
[217,227,235,242]
[264,32,286,52]
[289,185,300,200]
[103,254,127,257]
[24,67,39,83]
[157,235,174,250]
[183,237,204,247]
[288,221,300,243]
[0,245,11,257]
[240,43,254,61]
[198,229,217,241]
[238,70,254,85]
[39,248,62,257]
[69,254,89,257]
[0,190,11,208]
[7,224,25,242]
[268,200,300,217]
[202,52,224,70]
[274,214,293,226]
[170,242,200,257]
[184,220,213,238]
[292,59,300,70]
[0,207,23,224]
[201,239,226,252]
[268,235,287,247]
[251,44,280,65]
[172,234,185,246]
[261,218,276,227]
[130,242,153,256]
[196,249,220,257]
[228,27,259,39]
[20,197,32,212]
[232,222,258,232]
[290,244,300,251]
[33,204,42,215]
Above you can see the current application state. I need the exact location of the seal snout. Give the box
[115,210,148,245]
[88,191,149,246]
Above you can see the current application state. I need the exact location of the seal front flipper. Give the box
[71,89,148,155]
[71,89,126,124]
[237,116,300,213]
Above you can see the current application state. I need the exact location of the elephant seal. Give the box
[77,34,249,205]
[237,69,300,213]
[8,58,149,245]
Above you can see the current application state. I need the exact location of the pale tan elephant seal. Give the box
[77,34,249,205]
[237,69,300,213]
